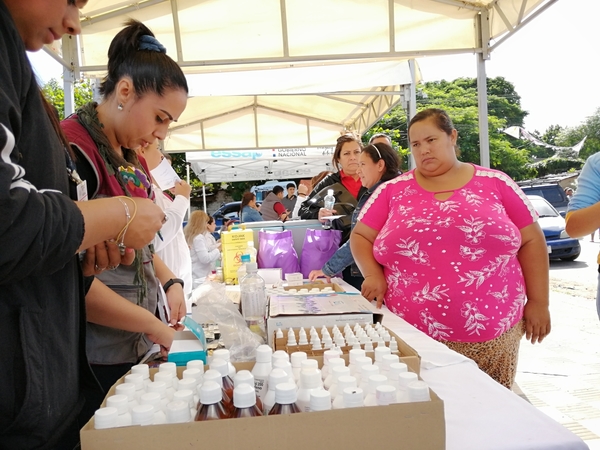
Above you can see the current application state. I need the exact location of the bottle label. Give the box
[254,377,268,401]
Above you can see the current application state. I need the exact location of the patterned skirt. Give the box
[439,320,525,389]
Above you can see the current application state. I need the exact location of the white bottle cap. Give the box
[130,364,150,380]
[256,344,273,363]
[364,341,374,352]
[173,389,194,409]
[300,359,318,372]
[332,366,351,381]
[272,350,290,364]
[213,349,232,362]
[94,407,118,429]
[274,382,297,404]
[368,374,388,394]
[146,381,167,398]
[361,365,380,381]
[203,369,223,387]
[349,348,366,364]
[200,380,223,405]
[290,352,307,368]
[115,382,136,401]
[106,394,129,415]
[310,390,332,411]
[131,404,154,426]
[233,370,254,388]
[398,372,419,388]
[210,358,229,377]
[298,333,309,346]
[300,370,321,389]
[336,375,357,392]
[388,362,408,380]
[276,328,284,338]
[355,356,373,369]
[248,241,255,247]
[139,392,161,408]
[182,368,203,386]
[374,346,391,361]
[343,388,364,408]
[233,384,256,408]
[273,359,295,381]
[323,350,339,364]
[311,339,322,350]
[166,400,191,423]
[246,262,258,273]
[154,372,174,388]
[376,385,397,406]
[159,362,177,377]
[179,381,197,400]
[327,189,334,195]
[268,369,289,390]
[407,381,431,402]
[328,358,345,371]
[186,360,205,372]
[381,354,400,371]
[124,373,144,391]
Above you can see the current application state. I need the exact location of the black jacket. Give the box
[299,172,367,242]
[0,3,99,448]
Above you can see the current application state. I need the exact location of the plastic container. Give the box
[195,380,229,421]
[240,263,267,339]
[268,383,301,415]
[94,407,118,430]
[237,253,251,284]
[202,369,233,413]
[245,241,258,263]
[309,390,332,412]
[131,404,154,426]
[166,400,191,423]
[251,345,273,401]
[262,369,289,415]
[139,392,167,424]
[106,395,132,427]
[213,349,237,378]
[363,374,388,407]
[232,384,262,418]
[323,189,336,229]
[296,370,322,412]
[233,370,263,412]
[209,359,235,406]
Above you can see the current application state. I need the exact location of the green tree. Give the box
[41,78,93,119]
[556,107,600,160]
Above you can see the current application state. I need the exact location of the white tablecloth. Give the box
[380,306,589,450]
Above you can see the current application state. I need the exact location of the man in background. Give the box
[281,182,297,213]
[261,186,288,221]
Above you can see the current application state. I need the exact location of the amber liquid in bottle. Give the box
[232,404,263,418]
[268,402,301,415]
[222,375,235,409]
[195,401,230,421]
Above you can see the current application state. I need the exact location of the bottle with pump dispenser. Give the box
[240,263,267,339]
[268,383,301,415]
[232,384,263,418]
[195,380,230,421]
[323,189,336,229]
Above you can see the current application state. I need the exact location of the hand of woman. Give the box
[523,301,551,344]
[122,198,166,248]
[146,322,179,358]
[318,207,337,223]
[308,269,331,282]
[81,241,135,275]
[361,273,387,308]
[165,282,187,325]
[172,180,192,199]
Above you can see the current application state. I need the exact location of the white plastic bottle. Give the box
[397,372,419,403]
[145,381,169,413]
[252,345,273,401]
[328,366,351,400]
[323,189,336,229]
[240,263,267,338]
[290,352,307,382]
[106,395,132,427]
[380,354,400,377]
[358,365,380,396]
[124,373,145,403]
[166,400,192,423]
[213,348,237,377]
[332,375,357,409]
[373,346,391,370]
[173,389,196,419]
[363,374,388,407]
[115,383,139,411]
[296,370,323,412]
[154,372,176,401]
[262,369,289,415]
[376,385,398,406]
[309,390,332,412]
[94,407,118,430]
[130,363,151,388]
[139,392,167,424]
[131,404,155,426]
[407,380,431,402]
[273,359,296,386]
[158,362,179,390]
[323,358,345,390]
[237,253,251,284]
[182,368,203,390]
[321,349,340,381]
[342,387,364,409]
[348,348,366,376]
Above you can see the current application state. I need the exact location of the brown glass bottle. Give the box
[268,402,301,415]
[231,384,262,418]
[195,401,229,421]
[267,382,301,415]
[232,403,263,418]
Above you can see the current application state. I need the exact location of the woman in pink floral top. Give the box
[351,108,551,388]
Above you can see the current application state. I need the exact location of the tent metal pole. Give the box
[476,9,490,168]
[407,59,417,171]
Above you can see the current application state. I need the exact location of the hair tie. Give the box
[138,35,167,53]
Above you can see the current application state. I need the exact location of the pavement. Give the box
[514,240,600,449]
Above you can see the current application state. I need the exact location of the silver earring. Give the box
[118,103,123,111]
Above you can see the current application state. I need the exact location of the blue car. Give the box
[527,195,580,261]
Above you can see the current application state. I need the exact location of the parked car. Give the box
[212,201,262,226]
[527,195,580,261]
[518,182,570,216]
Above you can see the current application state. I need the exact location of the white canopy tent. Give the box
[47,0,559,170]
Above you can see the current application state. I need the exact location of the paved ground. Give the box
[514,239,600,448]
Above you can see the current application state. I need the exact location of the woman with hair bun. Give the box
[61,20,189,399]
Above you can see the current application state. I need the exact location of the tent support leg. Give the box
[476,53,490,168]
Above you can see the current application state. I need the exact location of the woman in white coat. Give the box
[184,211,221,288]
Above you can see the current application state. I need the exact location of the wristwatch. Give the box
[163,278,184,293]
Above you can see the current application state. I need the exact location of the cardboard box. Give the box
[272,325,421,375]
[81,362,444,450]
[282,281,346,293]
[266,293,383,346]
[220,228,254,284]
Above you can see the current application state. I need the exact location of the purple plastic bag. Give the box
[299,228,342,278]
[257,230,300,277]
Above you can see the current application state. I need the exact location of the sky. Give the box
[29,0,597,135]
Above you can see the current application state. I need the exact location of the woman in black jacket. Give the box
[299,133,366,289]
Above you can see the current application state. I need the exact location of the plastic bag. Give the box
[257,229,300,276]
[299,228,342,278]
[190,281,263,362]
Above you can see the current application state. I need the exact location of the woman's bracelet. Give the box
[114,196,137,254]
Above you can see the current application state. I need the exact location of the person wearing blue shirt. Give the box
[240,192,264,222]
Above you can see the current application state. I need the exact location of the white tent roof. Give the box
[48,0,557,164]
[187,147,335,183]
